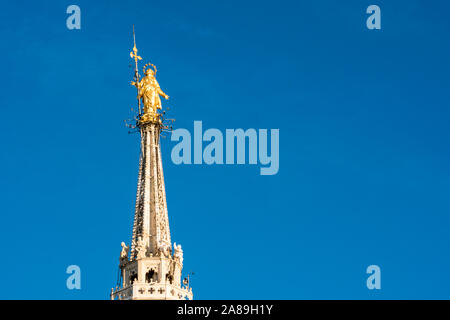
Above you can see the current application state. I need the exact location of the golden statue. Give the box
[130,27,168,124]
[131,64,169,123]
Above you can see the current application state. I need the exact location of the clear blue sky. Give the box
[1,0,450,299]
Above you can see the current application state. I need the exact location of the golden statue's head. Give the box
[143,63,157,77]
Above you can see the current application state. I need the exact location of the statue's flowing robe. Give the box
[138,76,163,114]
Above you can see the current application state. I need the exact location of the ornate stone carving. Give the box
[136,236,147,259]
[158,242,170,258]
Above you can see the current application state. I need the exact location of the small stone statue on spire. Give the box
[173,243,183,264]
[120,242,129,263]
